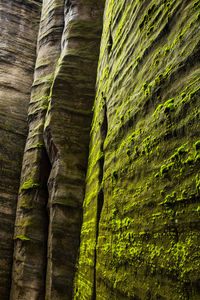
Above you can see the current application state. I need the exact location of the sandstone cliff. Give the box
[0,0,200,299]
[10,0,104,299]
[0,1,41,298]
[75,0,200,299]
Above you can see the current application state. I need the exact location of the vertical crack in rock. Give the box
[107,31,113,55]
[76,0,200,299]
[43,0,105,298]
[1,0,200,299]
[93,99,108,300]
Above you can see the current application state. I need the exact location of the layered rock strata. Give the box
[0,1,41,299]
[11,0,105,299]
[1,0,200,299]
[75,0,200,299]
[10,1,65,298]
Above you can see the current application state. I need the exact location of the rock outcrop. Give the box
[10,0,104,299]
[74,0,200,299]
[0,0,200,299]
[0,1,41,299]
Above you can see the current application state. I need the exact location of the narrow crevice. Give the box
[39,146,51,298]
[64,0,72,14]
[107,31,113,55]
[93,99,108,300]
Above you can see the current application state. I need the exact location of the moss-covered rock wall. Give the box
[74,0,200,299]
[0,0,200,299]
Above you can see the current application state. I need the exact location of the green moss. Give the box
[139,4,156,30]
[194,140,200,151]
[15,218,32,227]
[36,142,45,148]
[195,154,200,162]
[184,156,194,166]
[164,46,170,55]
[142,83,148,90]
[29,142,45,150]
[177,146,186,155]
[163,98,175,114]
[74,0,200,298]
[196,175,200,194]
[181,92,186,99]
[135,56,141,64]
[153,104,163,116]
[18,198,34,209]
[193,0,200,9]
[14,235,30,241]
[147,26,154,36]
[20,177,40,192]
[160,190,164,196]
[160,164,169,176]
[107,43,112,53]
[112,170,118,180]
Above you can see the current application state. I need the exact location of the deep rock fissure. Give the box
[40,147,52,298]
[93,100,108,299]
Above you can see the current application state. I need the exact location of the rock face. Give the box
[10,0,105,299]
[0,1,41,299]
[74,0,200,299]
[0,0,200,299]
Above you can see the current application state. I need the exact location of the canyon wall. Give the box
[0,0,199,299]
[74,0,200,299]
[0,1,41,298]
[10,0,105,299]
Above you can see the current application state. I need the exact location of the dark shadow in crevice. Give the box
[39,147,51,297]
[92,99,108,300]
[107,31,113,55]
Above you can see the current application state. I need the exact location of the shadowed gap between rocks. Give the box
[40,146,52,298]
[93,100,108,300]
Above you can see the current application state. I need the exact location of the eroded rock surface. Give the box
[10,0,105,299]
[0,0,200,299]
[10,1,64,299]
[0,1,41,299]
[75,0,200,299]
[44,1,105,298]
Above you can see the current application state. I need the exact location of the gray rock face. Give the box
[10,0,105,299]
[10,1,64,299]
[0,1,41,299]
[44,1,105,298]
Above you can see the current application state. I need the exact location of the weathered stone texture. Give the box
[44,1,105,298]
[10,0,64,299]
[75,0,200,299]
[0,1,41,299]
[1,0,200,299]
[10,0,104,299]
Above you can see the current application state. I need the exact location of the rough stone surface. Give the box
[10,0,104,299]
[74,0,200,299]
[0,0,200,299]
[0,1,41,299]
[43,1,105,298]
[10,1,64,299]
